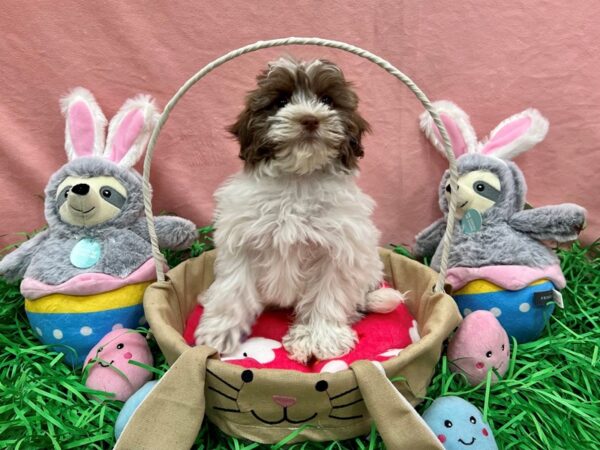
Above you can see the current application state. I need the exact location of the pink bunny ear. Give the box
[419,100,478,159]
[104,95,159,168]
[479,108,548,160]
[60,88,107,161]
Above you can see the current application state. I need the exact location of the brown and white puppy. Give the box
[195,56,404,363]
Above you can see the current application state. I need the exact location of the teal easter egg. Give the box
[70,238,102,269]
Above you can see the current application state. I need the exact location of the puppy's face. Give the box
[230,57,370,175]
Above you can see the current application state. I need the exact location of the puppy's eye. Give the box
[116,343,124,350]
[470,416,477,424]
[486,350,493,358]
[101,189,112,198]
[275,94,290,109]
[320,95,333,106]
[444,419,453,428]
[475,183,485,192]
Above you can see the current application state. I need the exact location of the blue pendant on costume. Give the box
[70,238,102,269]
[461,209,482,234]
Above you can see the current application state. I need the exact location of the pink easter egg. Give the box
[84,328,153,401]
[447,310,510,385]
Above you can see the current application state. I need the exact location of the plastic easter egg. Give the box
[84,328,153,401]
[447,310,510,385]
[422,396,498,450]
[114,380,158,439]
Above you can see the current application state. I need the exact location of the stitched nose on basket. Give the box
[272,395,297,408]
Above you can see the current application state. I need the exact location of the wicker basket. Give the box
[115,37,463,450]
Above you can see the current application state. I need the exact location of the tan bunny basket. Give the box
[115,37,463,450]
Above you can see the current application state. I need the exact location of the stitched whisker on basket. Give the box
[213,406,242,413]
[328,413,363,421]
[206,368,241,392]
[328,386,359,401]
[331,397,364,409]
[208,386,239,402]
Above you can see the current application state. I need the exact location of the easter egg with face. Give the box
[114,380,158,439]
[447,310,510,385]
[423,397,498,450]
[84,328,153,401]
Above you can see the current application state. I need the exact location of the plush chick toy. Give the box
[0,88,196,366]
[415,101,586,343]
[422,396,498,450]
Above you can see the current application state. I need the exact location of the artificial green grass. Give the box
[0,234,598,449]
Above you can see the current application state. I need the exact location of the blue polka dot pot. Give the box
[453,279,556,343]
[24,282,150,367]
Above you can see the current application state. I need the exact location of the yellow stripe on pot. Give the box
[24,281,153,314]
[454,278,549,295]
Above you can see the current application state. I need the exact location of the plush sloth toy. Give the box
[0,88,196,365]
[415,101,586,343]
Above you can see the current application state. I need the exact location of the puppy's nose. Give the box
[300,116,319,132]
[272,395,297,408]
[71,184,90,196]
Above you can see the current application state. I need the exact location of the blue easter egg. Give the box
[70,238,102,269]
[115,380,158,440]
[422,396,498,450]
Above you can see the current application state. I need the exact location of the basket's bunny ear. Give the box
[60,87,107,161]
[479,108,548,160]
[104,95,159,168]
[420,100,478,159]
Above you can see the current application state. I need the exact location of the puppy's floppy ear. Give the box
[339,110,370,170]
[228,106,274,166]
[228,107,251,161]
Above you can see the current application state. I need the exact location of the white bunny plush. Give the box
[0,88,197,365]
[415,101,586,343]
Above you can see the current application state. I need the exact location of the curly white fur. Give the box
[196,170,406,362]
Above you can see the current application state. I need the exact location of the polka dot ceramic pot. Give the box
[453,279,556,343]
[24,282,151,367]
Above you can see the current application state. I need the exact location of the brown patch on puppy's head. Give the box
[229,56,370,175]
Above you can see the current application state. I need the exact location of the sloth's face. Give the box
[444,170,501,219]
[56,175,127,227]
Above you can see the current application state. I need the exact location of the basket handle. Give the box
[141,37,459,292]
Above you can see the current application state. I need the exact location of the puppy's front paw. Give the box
[283,323,358,363]
[194,318,243,355]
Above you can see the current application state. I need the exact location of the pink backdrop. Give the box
[1,1,598,250]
